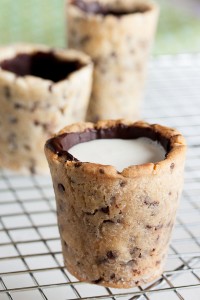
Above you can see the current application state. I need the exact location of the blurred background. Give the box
[0,0,200,55]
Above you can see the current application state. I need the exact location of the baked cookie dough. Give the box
[45,119,186,288]
[67,0,159,121]
[0,44,93,173]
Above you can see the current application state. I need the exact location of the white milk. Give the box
[69,138,166,172]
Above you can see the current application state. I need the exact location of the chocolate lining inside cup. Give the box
[0,51,85,82]
[46,124,168,162]
[71,0,151,16]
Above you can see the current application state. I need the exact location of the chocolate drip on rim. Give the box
[46,124,169,162]
[71,0,150,16]
[0,51,85,82]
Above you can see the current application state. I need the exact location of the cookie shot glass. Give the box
[67,0,159,121]
[45,120,186,288]
[0,44,93,173]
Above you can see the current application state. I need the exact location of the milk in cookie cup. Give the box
[67,0,159,121]
[0,44,93,173]
[45,120,186,288]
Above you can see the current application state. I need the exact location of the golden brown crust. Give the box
[65,259,164,288]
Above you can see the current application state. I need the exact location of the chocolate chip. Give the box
[29,164,36,174]
[155,224,163,230]
[135,281,139,285]
[64,241,68,248]
[34,120,40,126]
[58,183,65,192]
[125,259,137,266]
[59,107,65,115]
[110,51,117,58]
[170,163,175,171]
[85,204,112,216]
[59,203,64,212]
[33,121,51,133]
[30,102,39,112]
[48,83,53,92]
[85,209,97,216]
[110,196,116,204]
[92,277,103,284]
[101,206,109,214]
[150,248,156,256]
[166,221,171,227]
[14,103,23,109]
[110,273,115,279]
[4,86,11,98]
[146,224,163,230]
[70,29,77,37]
[24,144,31,151]
[107,250,118,260]
[102,220,114,225]
[120,180,127,187]
[9,117,18,124]
[102,216,122,225]
[96,257,108,265]
[144,196,159,208]
[130,247,142,259]
[146,225,152,229]
[132,269,141,275]
[42,123,50,131]
[80,35,90,44]
[169,191,172,196]
[156,260,161,265]
[99,168,105,174]
[74,162,82,168]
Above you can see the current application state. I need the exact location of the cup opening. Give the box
[71,0,152,16]
[0,51,85,82]
[46,124,169,162]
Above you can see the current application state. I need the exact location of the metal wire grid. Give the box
[0,55,200,300]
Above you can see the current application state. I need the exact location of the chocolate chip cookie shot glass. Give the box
[45,120,186,288]
[0,44,93,173]
[67,0,159,121]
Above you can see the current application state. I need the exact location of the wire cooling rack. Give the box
[0,55,200,300]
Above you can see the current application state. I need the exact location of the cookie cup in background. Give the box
[0,44,93,173]
[45,120,186,288]
[67,0,159,121]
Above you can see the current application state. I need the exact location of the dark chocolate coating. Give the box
[71,0,150,16]
[0,51,84,82]
[46,124,168,162]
